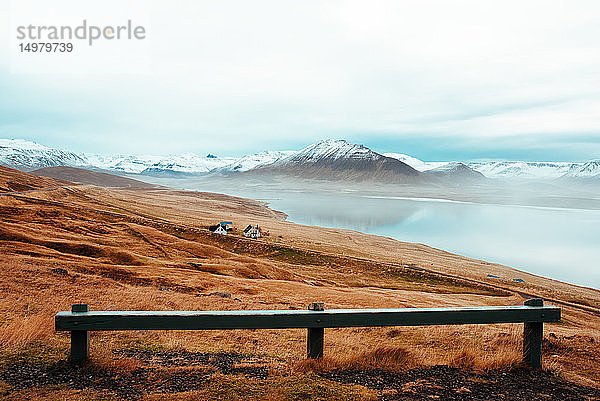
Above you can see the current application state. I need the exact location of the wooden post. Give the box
[523,298,543,369]
[307,303,324,359]
[69,304,90,364]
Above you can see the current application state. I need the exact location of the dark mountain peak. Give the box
[250,139,422,182]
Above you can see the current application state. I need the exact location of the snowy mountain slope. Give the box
[382,152,596,180]
[249,139,422,182]
[0,139,88,171]
[383,153,446,171]
[140,153,237,175]
[466,161,578,179]
[563,160,600,179]
[278,139,381,164]
[424,162,486,180]
[216,150,296,173]
[83,154,164,174]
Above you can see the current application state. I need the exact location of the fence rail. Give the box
[55,298,560,368]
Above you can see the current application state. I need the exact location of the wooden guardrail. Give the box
[55,298,560,368]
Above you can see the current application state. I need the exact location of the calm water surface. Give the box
[264,192,600,289]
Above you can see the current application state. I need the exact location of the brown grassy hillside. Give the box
[32,166,158,189]
[0,166,599,400]
[0,165,66,193]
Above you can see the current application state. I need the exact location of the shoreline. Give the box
[212,190,599,291]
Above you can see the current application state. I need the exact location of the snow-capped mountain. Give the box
[141,153,237,175]
[83,154,163,174]
[279,139,382,164]
[0,139,88,171]
[467,161,577,179]
[250,139,422,182]
[563,160,600,179]
[382,152,599,180]
[424,162,486,180]
[216,150,296,173]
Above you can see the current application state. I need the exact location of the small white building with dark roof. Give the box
[243,225,261,239]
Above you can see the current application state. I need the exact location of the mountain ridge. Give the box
[1,138,598,181]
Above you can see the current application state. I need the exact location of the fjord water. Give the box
[264,192,600,289]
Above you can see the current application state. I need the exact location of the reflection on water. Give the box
[266,193,600,289]
[266,193,425,231]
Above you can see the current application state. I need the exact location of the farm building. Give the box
[220,221,234,230]
[243,225,261,239]
[210,225,227,235]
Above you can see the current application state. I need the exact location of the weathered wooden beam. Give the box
[307,303,325,359]
[307,328,324,359]
[69,304,90,364]
[523,298,544,369]
[55,305,561,332]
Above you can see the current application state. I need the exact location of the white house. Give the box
[243,225,261,239]
[211,225,227,235]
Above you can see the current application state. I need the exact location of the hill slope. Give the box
[0,165,66,193]
[32,166,158,189]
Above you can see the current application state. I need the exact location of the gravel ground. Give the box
[0,351,270,399]
[2,352,599,400]
[321,365,600,400]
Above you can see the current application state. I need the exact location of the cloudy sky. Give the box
[2,0,600,161]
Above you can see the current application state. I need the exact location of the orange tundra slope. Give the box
[0,165,599,399]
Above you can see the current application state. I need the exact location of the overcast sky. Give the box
[2,0,600,161]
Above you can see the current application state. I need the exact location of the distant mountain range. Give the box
[1,138,598,182]
[384,153,599,181]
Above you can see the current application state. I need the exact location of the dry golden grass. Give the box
[0,165,65,193]
[0,170,599,399]
[296,324,524,376]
